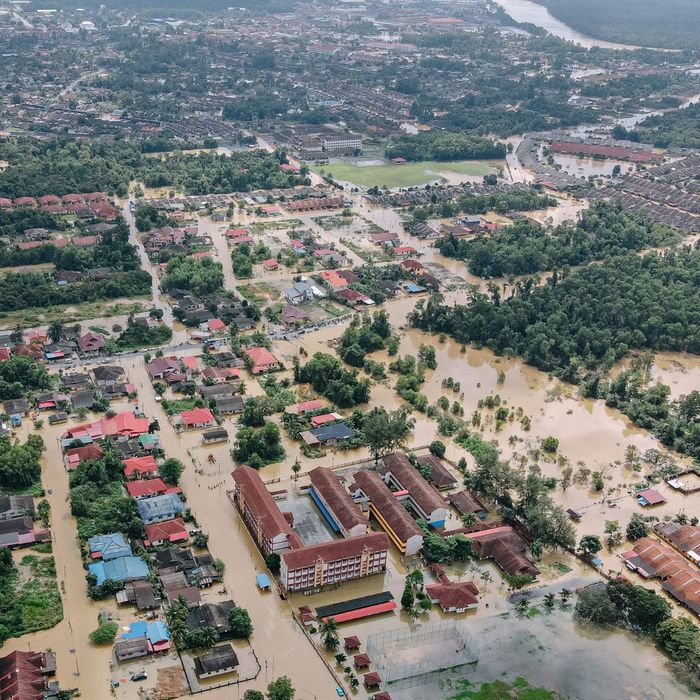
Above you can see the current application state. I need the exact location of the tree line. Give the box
[409,249,700,380]
[385,131,506,162]
[435,203,680,277]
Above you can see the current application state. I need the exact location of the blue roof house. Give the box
[87,532,131,561]
[88,555,149,586]
[137,493,186,524]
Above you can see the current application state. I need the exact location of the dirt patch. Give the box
[152,666,189,700]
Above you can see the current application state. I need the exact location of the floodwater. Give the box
[492,0,645,50]
[551,154,636,179]
[395,609,699,700]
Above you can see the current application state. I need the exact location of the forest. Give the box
[385,132,505,162]
[635,103,700,149]
[435,203,680,277]
[409,249,700,380]
[0,269,151,312]
[538,0,699,50]
[0,138,306,198]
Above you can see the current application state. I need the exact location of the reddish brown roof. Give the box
[381,452,445,515]
[449,490,487,516]
[466,525,539,578]
[351,470,423,543]
[344,636,360,650]
[281,532,389,571]
[363,671,381,687]
[309,466,368,533]
[415,454,458,489]
[353,653,371,668]
[425,581,479,610]
[0,650,51,700]
[232,465,294,542]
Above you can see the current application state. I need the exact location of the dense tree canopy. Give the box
[294,353,371,407]
[161,255,224,297]
[410,249,700,379]
[385,131,506,162]
[435,203,680,277]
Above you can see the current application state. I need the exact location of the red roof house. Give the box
[123,456,159,480]
[78,331,106,356]
[65,413,149,440]
[246,347,281,374]
[143,518,189,547]
[125,478,170,500]
[178,407,216,430]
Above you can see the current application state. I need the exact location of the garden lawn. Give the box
[318,160,502,188]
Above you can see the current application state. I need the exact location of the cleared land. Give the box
[318,160,501,188]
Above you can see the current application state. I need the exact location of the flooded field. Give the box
[395,609,698,700]
[552,153,636,179]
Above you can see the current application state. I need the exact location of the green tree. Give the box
[47,320,63,343]
[401,584,415,611]
[577,534,602,558]
[626,513,649,541]
[575,586,619,626]
[429,440,446,458]
[243,691,265,700]
[89,621,118,645]
[228,607,253,639]
[160,458,184,485]
[291,458,301,481]
[361,406,415,462]
[267,676,295,700]
[541,436,559,453]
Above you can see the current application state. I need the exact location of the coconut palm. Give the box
[529,539,544,560]
[515,598,530,616]
[319,617,340,652]
[543,593,556,611]
[349,676,360,690]
[334,653,346,666]
[559,588,572,606]
[461,512,477,527]
[408,606,421,622]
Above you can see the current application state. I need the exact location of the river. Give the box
[493,0,646,50]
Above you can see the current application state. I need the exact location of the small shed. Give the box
[636,489,666,507]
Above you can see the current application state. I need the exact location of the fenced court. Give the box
[366,620,479,691]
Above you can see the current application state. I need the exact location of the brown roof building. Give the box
[308,466,368,537]
[280,532,389,592]
[350,469,423,555]
[231,465,301,556]
[415,454,458,490]
[381,452,447,527]
[449,490,487,519]
[0,650,56,700]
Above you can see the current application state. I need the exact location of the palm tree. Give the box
[334,653,346,666]
[461,512,477,527]
[529,539,544,560]
[515,598,530,617]
[408,606,421,622]
[198,626,217,649]
[291,458,301,481]
[349,676,360,690]
[479,570,493,589]
[559,588,572,606]
[543,593,556,611]
[319,618,340,652]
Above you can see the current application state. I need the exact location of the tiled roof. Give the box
[308,466,368,533]
[381,452,445,515]
[351,470,423,543]
[281,532,389,571]
[232,465,293,541]
[426,581,479,610]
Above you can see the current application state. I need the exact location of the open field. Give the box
[317,160,502,188]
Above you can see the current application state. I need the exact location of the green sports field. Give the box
[317,159,502,189]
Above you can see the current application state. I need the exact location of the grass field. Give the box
[317,159,502,188]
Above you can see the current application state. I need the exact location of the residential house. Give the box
[78,331,106,356]
[144,518,189,547]
[246,347,281,374]
[0,495,35,521]
[284,281,315,305]
[3,397,30,416]
[123,456,159,481]
[137,493,186,525]
[125,478,172,500]
[0,650,57,700]
[194,644,239,679]
[300,422,356,447]
[88,555,150,586]
[87,532,132,561]
[282,305,309,327]
[202,427,229,444]
[0,517,50,549]
[92,365,126,387]
[185,601,236,640]
[146,356,181,380]
[177,407,216,431]
[214,396,245,415]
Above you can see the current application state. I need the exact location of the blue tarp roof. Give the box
[88,555,149,586]
[256,573,271,589]
[121,620,170,644]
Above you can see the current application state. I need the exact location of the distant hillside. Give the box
[539,0,700,50]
